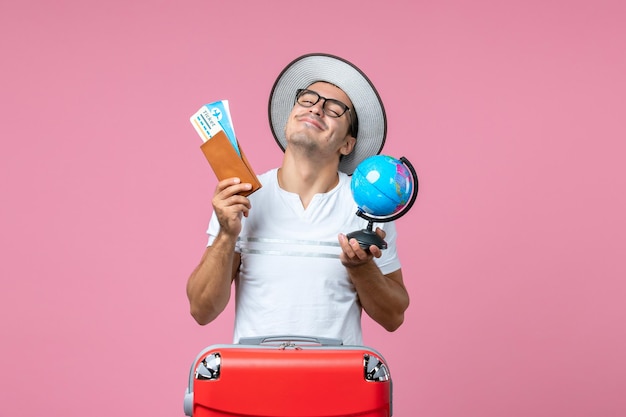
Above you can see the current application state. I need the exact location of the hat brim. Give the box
[268,53,386,175]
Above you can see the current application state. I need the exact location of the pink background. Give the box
[1,1,625,416]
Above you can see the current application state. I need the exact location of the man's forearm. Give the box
[186,233,239,325]
[347,263,409,331]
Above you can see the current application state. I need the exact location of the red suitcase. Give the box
[183,335,393,417]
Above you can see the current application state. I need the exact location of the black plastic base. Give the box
[346,229,388,250]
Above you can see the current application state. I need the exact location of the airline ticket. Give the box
[190,100,241,157]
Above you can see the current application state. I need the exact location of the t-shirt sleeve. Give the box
[374,220,402,275]
[206,211,220,246]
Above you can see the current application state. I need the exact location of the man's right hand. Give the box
[212,177,252,238]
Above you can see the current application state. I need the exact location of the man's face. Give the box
[283,81,356,160]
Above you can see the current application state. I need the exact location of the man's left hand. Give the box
[338,227,385,268]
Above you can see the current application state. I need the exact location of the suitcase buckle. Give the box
[195,352,221,380]
[364,353,390,382]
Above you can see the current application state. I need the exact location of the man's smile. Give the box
[298,114,326,130]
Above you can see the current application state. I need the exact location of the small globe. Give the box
[351,155,414,217]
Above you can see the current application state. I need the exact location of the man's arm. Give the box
[186,178,252,325]
[338,230,410,331]
[186,235,240,325]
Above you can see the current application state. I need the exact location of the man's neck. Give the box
[277,159,340,209]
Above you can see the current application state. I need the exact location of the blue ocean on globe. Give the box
[351,155,413,216]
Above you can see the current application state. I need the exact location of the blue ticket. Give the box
[206,100,240,156]
[190,100,241,157]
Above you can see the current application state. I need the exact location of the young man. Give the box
[186,54,409,345]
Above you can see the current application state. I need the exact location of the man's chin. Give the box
[286,134,321,152]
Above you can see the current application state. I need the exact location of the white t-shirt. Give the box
[207,169,401,345]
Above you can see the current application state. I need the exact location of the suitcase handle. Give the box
[237,335,343,346]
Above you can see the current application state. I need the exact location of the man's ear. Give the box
[340,135,357,156]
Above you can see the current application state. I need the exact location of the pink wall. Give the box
[1,1,625,416]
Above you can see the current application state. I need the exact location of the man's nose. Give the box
[308,98,326,116]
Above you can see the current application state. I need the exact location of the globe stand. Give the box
[347,156,419,250]
[346,216,388,250]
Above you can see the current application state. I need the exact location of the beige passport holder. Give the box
[200,130,261,197]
